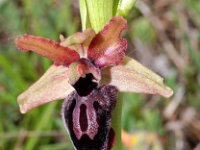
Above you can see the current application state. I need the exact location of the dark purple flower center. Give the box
[73,73,98,96]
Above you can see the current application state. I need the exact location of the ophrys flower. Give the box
[15,16,173,150]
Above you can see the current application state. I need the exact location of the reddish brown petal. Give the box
[17,65,74,113]
[101,56,173,98]
[88,16,128,68]
[15,35,80,65]
[60,28,96,58]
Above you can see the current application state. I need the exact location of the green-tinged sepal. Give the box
[17,65,74,113]
[101,56,173,98]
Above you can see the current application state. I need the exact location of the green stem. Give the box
[111,93,123,150]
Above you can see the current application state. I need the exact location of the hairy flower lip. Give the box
[61,85,118,150]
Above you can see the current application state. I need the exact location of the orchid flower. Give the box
[15,16,173,150]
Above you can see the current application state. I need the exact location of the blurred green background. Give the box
[0,0,200,150]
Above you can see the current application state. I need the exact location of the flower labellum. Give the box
[63,84,117,150]
[63,59,117,149]
[15,16,173,150]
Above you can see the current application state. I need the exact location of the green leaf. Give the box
[113,0,120,15]
[24,102,57,150]
[184,34,200,72]
[116,0,136,16]
[79,0,88,31]
[79,0,113,32]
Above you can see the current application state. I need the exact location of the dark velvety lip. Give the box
[62,85,118,150]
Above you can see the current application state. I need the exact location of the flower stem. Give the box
[111,93,123,150]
